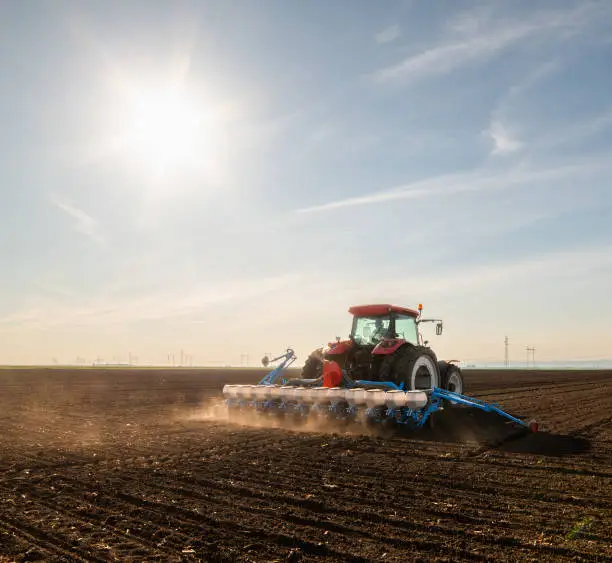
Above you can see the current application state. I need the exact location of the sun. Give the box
[88,76,234,199]
[121,89,208,176]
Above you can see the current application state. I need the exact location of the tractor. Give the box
[297,303,464,394]
[223,303,538,434]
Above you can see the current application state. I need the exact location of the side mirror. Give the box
[436,322,443,336]
[261,355,270,367]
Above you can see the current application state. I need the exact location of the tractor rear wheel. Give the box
[392,347,439,390]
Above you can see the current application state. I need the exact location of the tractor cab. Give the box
[348,304,420,348]
[349,304,442,343]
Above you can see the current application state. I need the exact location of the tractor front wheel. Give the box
[301,351,323,379]
[443,366,464,395]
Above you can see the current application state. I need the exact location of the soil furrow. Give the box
[3,482,184,560]
[52,472,607,562]
[0,515,108,563]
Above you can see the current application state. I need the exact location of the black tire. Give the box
[441,365,464,395]
[444,366,464,395]
[377,342,416,381]
[301,353,323,379]
[391,346,439,390]
[377,353,396,382]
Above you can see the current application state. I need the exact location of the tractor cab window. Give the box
[351,315,391,345]
[394,314,418,345]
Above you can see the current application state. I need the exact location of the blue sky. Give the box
[1,0,611,366]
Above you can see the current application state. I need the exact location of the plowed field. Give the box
[0,367,610,562]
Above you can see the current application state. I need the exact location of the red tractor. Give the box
[299,303,464,393]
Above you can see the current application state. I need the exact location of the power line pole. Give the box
[525,346,535,368]
[525,346,530,367]
[504,336,509,368]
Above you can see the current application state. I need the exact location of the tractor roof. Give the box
[348,304,420,318]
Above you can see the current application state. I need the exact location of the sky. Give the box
[1,0,611,367]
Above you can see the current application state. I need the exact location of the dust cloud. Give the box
[180,396,387,437]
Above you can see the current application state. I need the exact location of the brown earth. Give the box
[0,366,610,562]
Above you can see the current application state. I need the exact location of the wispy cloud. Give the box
[304,243,612,305]
[370,3,608,84]
[51,196,105,245]
[0,273,303,330]
[371,23,534,83]
[446,4,496,36]
[403,243,612,296]
[501,60,563,108]
[486,60,562,156]
[486,120,522,155]
[295,156,612,214]
[486,59,612,157]
[375,24,401,44]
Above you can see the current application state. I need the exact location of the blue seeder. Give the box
[222,349,539,432]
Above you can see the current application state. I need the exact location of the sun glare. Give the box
[122,90,207,176]
[94,75,234,199]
